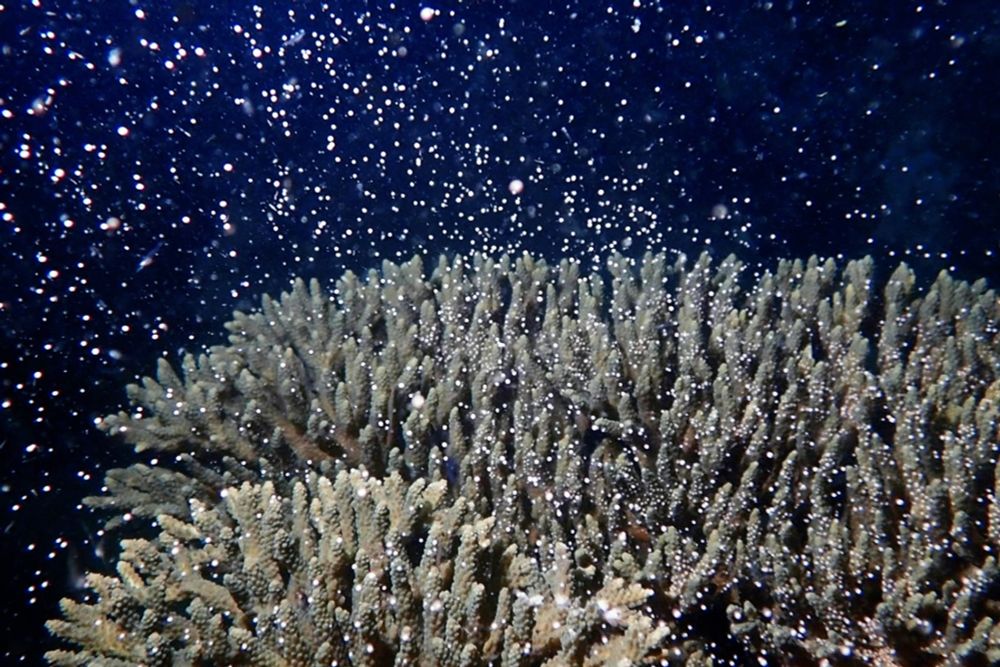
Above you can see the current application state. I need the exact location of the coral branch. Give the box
[51,252,1000,665]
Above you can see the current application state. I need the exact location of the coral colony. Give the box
[48,252,999,665]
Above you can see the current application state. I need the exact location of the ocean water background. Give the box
[1,0,998,661]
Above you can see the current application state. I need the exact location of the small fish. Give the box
[282,29,306,48]
[66,544,87,590]
[136,241,163,272]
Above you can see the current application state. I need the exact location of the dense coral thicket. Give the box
[48,252,1000,666]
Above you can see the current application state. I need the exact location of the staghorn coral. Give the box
[47,470,665,667]
[49,251,1000,665]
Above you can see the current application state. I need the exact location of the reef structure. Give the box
[47,252,1000,666]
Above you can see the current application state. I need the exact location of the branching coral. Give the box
[49,252,1000,665]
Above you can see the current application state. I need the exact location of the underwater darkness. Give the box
[1,0,998,661]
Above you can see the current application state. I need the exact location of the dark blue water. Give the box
[1,0,998,661]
